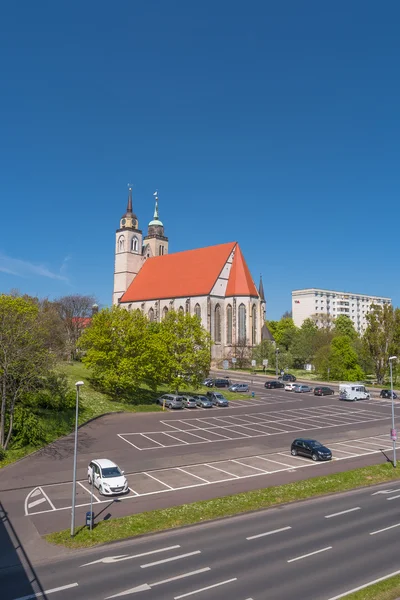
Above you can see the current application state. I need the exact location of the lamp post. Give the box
[70,381,84,537]
[389,357,397,468]
[275,347,279,378]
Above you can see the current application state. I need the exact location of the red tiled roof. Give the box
[120,242,237,302]
[226,244,259,297]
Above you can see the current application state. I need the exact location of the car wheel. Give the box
[291,448,297,456]
[99,485,103,495]
[88,474,92,485]
[354,397,358,402]
[312,453,318,461]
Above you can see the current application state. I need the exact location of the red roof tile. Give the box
[120,242,237,302]
[226,244,259,297]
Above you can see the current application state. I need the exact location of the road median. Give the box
[45,461,400,549]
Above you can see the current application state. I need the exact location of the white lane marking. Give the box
[30,488,41,498]
[81,545,180,567]
[247,526,292,540]
[177,467,209,483]
[372,487,400,496]
[13,582,78,600]
[387,494,400,500]
[27,498,47,509]
[77,481,100,503]
[370,523,400,535]
[142,471,174,489]
[25,487,41,515]
[325,507,361,519]
[174,578,238,599]
[163,431,190,444]
[117,434,143,450]
[38,487,56,511]
[105,568,211,598]
[141,550,201,568]
[141,433,166,447]
[231,459,269,473]
[287,546,332,563]
[326,568,400,600]
[204,463,240,478]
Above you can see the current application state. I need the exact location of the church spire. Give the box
[120,185,138,230]
[259,274,265,301]
[127,186,133,214]
[153,191,159,220]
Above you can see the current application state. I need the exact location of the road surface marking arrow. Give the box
[104,568,210,598]
[81,545,180,567]
[372,488,400,495]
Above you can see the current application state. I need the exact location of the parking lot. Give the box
[25,431,395,517]
[118,404,390,450]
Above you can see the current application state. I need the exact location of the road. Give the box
[3,481,400,600]
[1,378,398,544]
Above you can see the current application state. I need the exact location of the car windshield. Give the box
[102,467,122,478]
[308,441,323,448]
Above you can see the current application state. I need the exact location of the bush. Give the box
[12,407,46,447]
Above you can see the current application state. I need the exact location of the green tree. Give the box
[291,318,318,367]
[315,336,364,381]
[0,295,53,450]
[55,294,97,360]
[333,315,358,340]
[266,318,297,350]
[363,304,400,384]
[160,311,211,392]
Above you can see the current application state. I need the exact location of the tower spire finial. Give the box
[127,184,133,214]
[153,190,159,219]
[259,274,265,301]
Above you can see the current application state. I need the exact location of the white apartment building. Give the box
[292,288,391,333]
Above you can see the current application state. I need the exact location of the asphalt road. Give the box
[1,379,398,543]
[3,481,400,600]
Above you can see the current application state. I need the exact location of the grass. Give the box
[343,574,400,599]
[46,461,400,549]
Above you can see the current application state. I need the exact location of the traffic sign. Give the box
[223,360,229,370]
[231,358,237,363]
[262,359,268,366]
[251,360,256,367]
[391,428,397,441]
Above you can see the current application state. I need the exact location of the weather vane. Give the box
[153,190,158,199]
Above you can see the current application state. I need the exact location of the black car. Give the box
[380,389,398,399]
[213,378,230,388]
[314,386,335,396]
[264,380,284,389]
[278,374,297,382]
[291,438,332,461]
[203,378,214,387]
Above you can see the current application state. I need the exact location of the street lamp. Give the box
[275,347,279,377]
[389,357,397,468]
[70,381,84,537]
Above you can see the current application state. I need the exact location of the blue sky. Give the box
[1,1,399,319]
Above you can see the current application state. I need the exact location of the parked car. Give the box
[290,439,332,462]
[339,384,370,401]
[206,391,229,406]
[229,383,249,393]
[203,378,214,387]
[181,395,197,408]
[156,394,184,409]
[213,378,230,388]
[193,395,213,408]
[87,459,128,495]
[264,380,284,389]
[294,384,313,393]
[380,389,398,399]
[284,382,297,391]
[278,374,297,382]
[314,386,335,396]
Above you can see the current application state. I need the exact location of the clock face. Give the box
[121,218,126,225]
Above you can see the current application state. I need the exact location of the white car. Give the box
[87,458,128,496]
[285,382,296,391]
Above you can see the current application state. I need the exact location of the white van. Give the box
[339,384,370,402]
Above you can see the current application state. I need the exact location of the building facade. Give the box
[292,288,392,333]
[113,189,266,362]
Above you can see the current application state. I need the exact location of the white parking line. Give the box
[177,467,209,483]
[142,472,174,490]
[77,481,100,502]
[204,463,240,478]
[163,432,190,444]
[231,459,268,473]
[27,498,47,509]
[39,486,56,510]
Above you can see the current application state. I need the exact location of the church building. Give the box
[113,188,266,362]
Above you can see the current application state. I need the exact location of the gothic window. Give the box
[194,303,201,320]
[131,236,138,252]
[162,306,168,319]
[118,235,125,252]
[214,304,221,343]
[226,304,232,344]
[128,304,132,311]
[238,303,246,343]
[159,245,164,256]
[148,307,154,322]
[251,304,257,345]
[178,306,184,314]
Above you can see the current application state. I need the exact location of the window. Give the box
[194,303,201,320]
[148,307,154,322]
[214,305,221,343]
[162,306,168,319]
[226,304,232,344]
[131,236,138,252]
[118,235,125,252]
[159,245,164,256]
[251,304,257,345]
[179,306,184,314]
[238,303,246,343]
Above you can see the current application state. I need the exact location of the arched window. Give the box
[118,235,125,252]
[159,245,164,256]
[194,303,201,320]
[226,304,232,344]
[128,304,132,311]
[238,303,246,343]
[178,306,184,314]
[214,304,221,343]
[131,236,138,252]
[251,304,257,345]
[162,306,168,319]
[148,307,154,322]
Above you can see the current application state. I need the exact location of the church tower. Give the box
[143,191,169,258]
[113,187,144,305]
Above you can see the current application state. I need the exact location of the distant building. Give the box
[292,288,391,334]
[113,188,266,362]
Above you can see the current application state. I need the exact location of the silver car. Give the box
[294,384,313,393]
[181,395,197,408]
[229,383,249,392]
[157,394,184,409]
